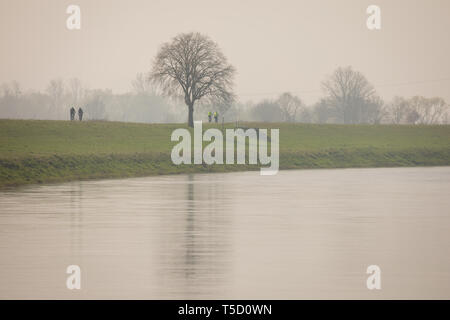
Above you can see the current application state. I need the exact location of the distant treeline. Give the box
[1,67,449,124]
[0,75,182,123]
[242,67,449,125]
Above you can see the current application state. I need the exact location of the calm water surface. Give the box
[0,167,449,299]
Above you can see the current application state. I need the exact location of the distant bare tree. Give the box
[388,96,410,124]
[132,73,154,95]
[312,99,334,123]
[0,81,23,118]
[363,96,387,124]
[1,81,21,98]
[405,108,420,124]
[251,99,283,122]
[84,89,109,120]
[321,66,383,124]
[408,96,448,124]
[46,79,65,119]
[149,32,236,127]
[298,107,313,123]
[277,92,302,122]
[68,78,85,107]
[197,99,232,122]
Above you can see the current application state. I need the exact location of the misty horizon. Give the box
[1,0,449,105]
[1,0,450,304]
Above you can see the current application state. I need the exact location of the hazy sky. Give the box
[1,0,449,104]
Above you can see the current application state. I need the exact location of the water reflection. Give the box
[69,182,83,256]
[0,167,449,299]
[155,174,233,298]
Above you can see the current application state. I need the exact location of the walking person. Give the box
[214,111,218,123]
[70,107,76,121]
[208,111,212,123]
[78,107,84,121]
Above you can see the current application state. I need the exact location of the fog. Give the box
[1,74,448,124]
[0,0,449,124]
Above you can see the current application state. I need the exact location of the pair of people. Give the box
[208,111,219,123]
[70,107,83,121]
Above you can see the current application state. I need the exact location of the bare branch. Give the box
[149,32,235,127]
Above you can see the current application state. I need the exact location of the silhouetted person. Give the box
[208,111,212,123]
[214,111,218,123]
[78,107,83,121]
[70,107,76,121]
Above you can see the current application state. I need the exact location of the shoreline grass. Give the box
[1,119,449,188]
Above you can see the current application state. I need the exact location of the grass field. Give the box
[1,119,449,187]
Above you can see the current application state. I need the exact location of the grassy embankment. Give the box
[0,119,449,187]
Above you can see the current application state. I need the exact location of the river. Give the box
[0,167,449,299]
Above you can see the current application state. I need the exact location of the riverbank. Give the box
[1,119,449,188]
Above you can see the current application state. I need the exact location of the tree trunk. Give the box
[188,103,194,128]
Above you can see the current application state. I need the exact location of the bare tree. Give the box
[46,79,65,119]
[321,66,382,124]
[149,32,236,127]
[408,96,448,124]
[427,97,448,124]
[1,81,21,98]
[405,108,420,124]
[297,107,313,123]
[363,95,387,124]
[312,98,334,123]
[389,96,410,124]
[277,92,302,122]
[132,73,155,95]
[251,99,283,122]
[197,99,232,122]
[84,89,109,120]
[67,78,85,107]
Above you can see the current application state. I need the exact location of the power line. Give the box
[374,77,450,88]
[238,77,450,97]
